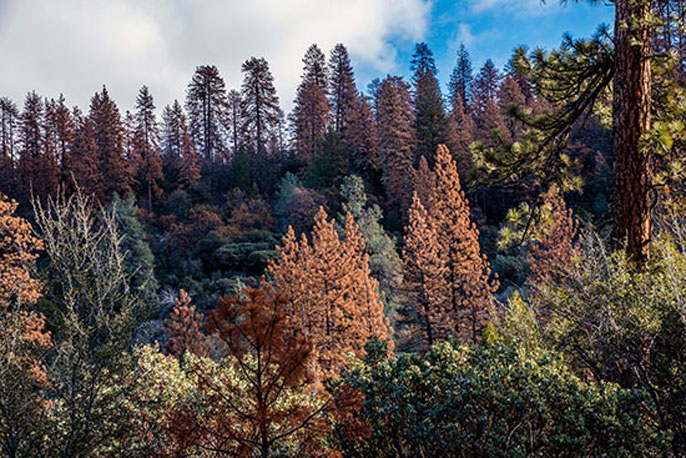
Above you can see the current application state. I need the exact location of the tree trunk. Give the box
[612,0,652,265]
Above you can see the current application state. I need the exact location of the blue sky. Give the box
[354,0,614,96]
[0,0,614,113]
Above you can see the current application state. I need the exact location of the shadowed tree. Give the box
[240,57,281,158]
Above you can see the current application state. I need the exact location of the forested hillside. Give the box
[0,0,685,456]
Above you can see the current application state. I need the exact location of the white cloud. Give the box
[466,0,561,17]
[0,0,431,113]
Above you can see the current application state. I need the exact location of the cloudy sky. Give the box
[0,0,613,114]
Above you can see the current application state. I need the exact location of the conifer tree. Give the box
[304,129,348,190]
[526,187,578,285]
[167,284,329,457]
[0,99,18,195]
[328,43,357,134]
[44,95,75,186]
[376,76,416,218]
[267,208,392,380]
[64,108,99,194]
[227,89,242,155]
[291,45,330,160]
[448,43,474,111]
[449,91,476,172]
[414,69,455,161]
[402,192,448,347]
[133,86,163,210]
[427,145,498,340]
[163,289,207,358]
[17,92,58,202]
[88,86,133,201]
[471,59,501,113]
[498,74,527,139]
[185,65,230,164]
[161,100,201,190]
[240,57,281,157]
[339,175,403,315]
[410,42,438,82]
[343,94,379,179]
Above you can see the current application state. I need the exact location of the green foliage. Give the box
[33,191,152,455]
[108,192,158,304]
[230,146,253,192]
[339,175,403,316]
[335,338,660,457]
[304,129,349,190]
[522,227,686,453]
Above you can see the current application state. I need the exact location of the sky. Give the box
[0,0,614,114]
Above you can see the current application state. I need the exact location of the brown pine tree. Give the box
[64,108,100,195]
[427,145,498,340]
[449,91,476,175]
[89,86,133,201]
[17,92,58,203]
[402,192,448,348]
[343,93,378,178]
[376,76,416,218]
[44,95,75,187]
[163,289,207,359]
[291,45,330,160]
[168,284,330,457]
[526,187,578,285]
[267,208,392,380]
[328,43,357,134]
[161,100,201,190]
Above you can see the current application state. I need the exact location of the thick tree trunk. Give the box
[612,0,652,265]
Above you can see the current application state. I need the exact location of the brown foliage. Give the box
[168,285,331,457]
[163,289,207,358]
[403,146,498,343]
[401,192,448,348]
[527,187,579,284]
[0,193,43,306]
[268,208,393,380]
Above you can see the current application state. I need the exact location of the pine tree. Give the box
[185,65,230,165]
[471,59,501,113]
[64,108,99,194]
[89,86,133,201]
[227,89,242,155]
[376,76,416,218]
[340,176,403,318]
[448,43,473,111]
[427,145,498,340]
[44,95,75,186]
[291,45,330,160]
[410,42,437,82]
[161,100,201,190]
[167,284,329,457]
[343,93,379,179]
[240,57,281,157]
[304,129,348,190]
[526,187,578,285]
[402,192,448,347]
[17,92,58,202]
[267,208,392,380]
[0,99,18,195]
[498,75,527,139]
[328,43,357,134]
[449,91,476,173]
[414,69,454,162]
[163,289,207,358]
[133,86,163,210]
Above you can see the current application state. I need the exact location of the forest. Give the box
[0,0,685,456]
